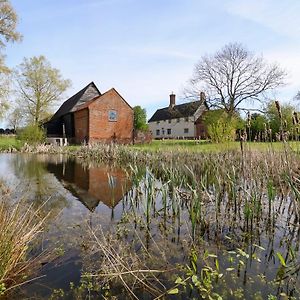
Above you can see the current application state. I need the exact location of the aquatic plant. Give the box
[0,187,48,296]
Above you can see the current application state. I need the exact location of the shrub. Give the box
[18,124,45,144]
[203,110,238,143]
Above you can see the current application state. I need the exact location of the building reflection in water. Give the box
[46,158,131,211]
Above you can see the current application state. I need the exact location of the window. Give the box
[167,129,171,135]
[108,110,117,121]
[184,128,189,134]
[156,129,160,136]
[177,118,180,123]
[162,128,165,135]
[168,119,171,123]
[185,117,189,122]
[156,121,160,124]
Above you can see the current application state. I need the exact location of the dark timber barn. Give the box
[44,82,134,144]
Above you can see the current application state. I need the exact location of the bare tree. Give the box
[14,55,71,124]
[8,107,23,131]
[186,43,286,115]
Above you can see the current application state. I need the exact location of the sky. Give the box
[1,0,300,127]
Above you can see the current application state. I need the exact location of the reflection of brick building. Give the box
[45,82,133,144]
[47,160,132,211]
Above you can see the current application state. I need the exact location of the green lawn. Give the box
[131,139,300,153]
[0,135,23,151]
[2,135,300,153]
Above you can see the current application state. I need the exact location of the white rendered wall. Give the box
[148,117,196,139]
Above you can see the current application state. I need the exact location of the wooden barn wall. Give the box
[44,118,63,136]
[62,114,75,138]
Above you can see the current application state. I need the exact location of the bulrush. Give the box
[293,111,299,124]
[247,111,251,128]
[275,100,282,119]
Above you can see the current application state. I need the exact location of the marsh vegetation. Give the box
[0,141,300,299]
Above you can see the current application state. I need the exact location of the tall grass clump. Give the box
[0,190,47,296]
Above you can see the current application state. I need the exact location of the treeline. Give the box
[203,101,299,143]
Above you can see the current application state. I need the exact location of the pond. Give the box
[0,152,299,299]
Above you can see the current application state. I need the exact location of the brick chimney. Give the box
[169,93,175,108]
[200,91,206,102]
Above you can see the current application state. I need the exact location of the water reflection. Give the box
[8,154,132,212]
[46,159,131,211]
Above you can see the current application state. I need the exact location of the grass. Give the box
[0,135,23,151]
[131,139,300,153]
[0,184,48,296]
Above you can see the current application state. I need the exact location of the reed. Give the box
[0,187,48,296]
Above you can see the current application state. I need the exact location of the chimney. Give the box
[200,91,206,102]
[169,93,175,108]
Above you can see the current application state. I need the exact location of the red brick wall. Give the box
[74,108,89,143]
[88,89,134,143]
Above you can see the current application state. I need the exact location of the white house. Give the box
[148,93,208,139]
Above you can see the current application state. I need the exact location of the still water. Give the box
[0,153,299,299]
[0,153,132,298]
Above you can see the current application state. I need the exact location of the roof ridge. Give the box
[148,100,203,123]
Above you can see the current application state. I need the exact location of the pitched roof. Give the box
[74,88,133,112]
[51,82,101,120]
[148,101,203,122]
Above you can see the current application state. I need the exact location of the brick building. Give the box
[45,82,133,144]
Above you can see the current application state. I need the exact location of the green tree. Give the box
[0,0,21,117]
[265,101,295,134]
[133,105,148,131]
[14,56,71,124]
[187,43,286,115]
[249,113,268,141]
[203,110,239,143]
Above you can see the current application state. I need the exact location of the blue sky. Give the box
[2,0,300,127]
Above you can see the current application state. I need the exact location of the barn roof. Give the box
[50,82,101,120]
[74,88,133,112]
[148,101,202,122]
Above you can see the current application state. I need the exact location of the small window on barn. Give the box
[177,118,180,123]
[185,117,189,122]
[168,119,171,123]
[167,129,171,135]
[156,121,160,124]
[184,128,189,134]
[108,110,117,122]
[156,129,160,136]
